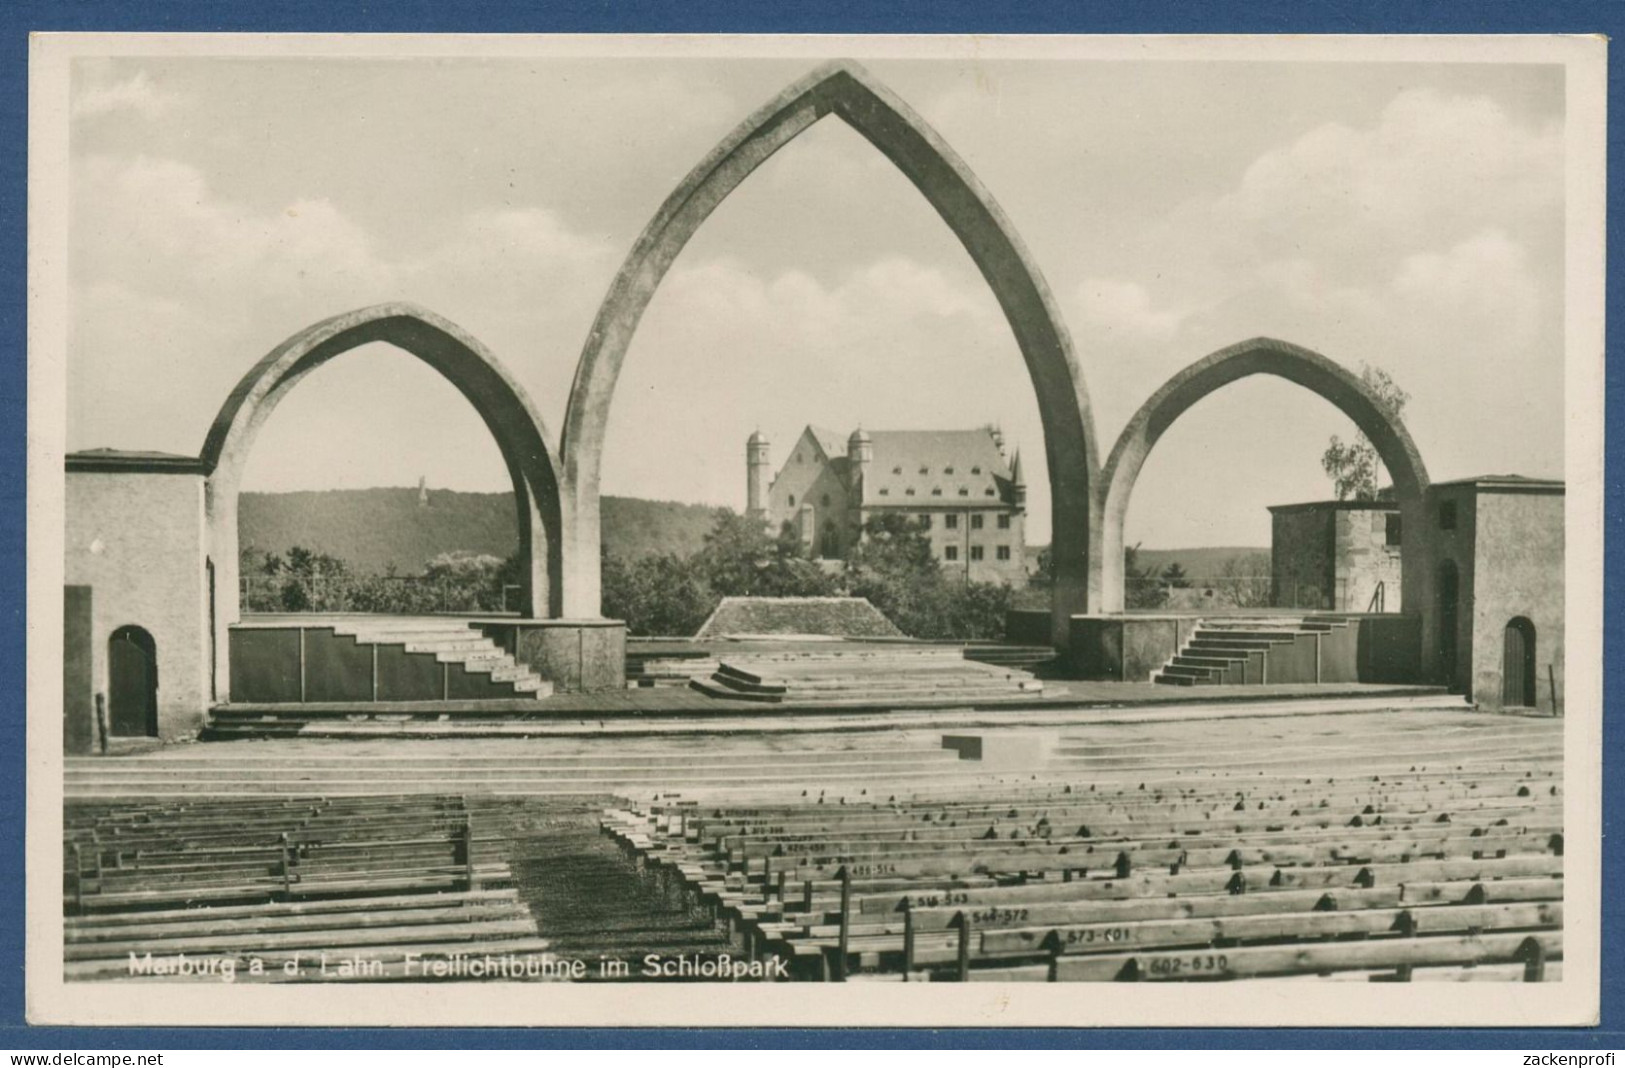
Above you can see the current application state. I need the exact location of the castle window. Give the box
[1386,513,1403,546]
[971,514,984,530]
[971,466,981,475]
[878,488,890,497]
[945,514,959,530]
[997,514,1011,530]
[944,466,955,475]
[788,495,796,507]
[955,488,967,497]
[796,452,802,463]
[1439,500,1457,531]
[892,466,903,475]
[944,546,959,562]
[996,545,1011,561]
[919,466,929,474]
[984,488,996,497]
[969,546,984,562]
[821,494,831,507]
[931,488,943,497]
[905,488,916,497]
[919,515,932,530]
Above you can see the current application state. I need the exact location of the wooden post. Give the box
[835,865,852,982]
[902,900,916,980]
[94,694,108,755]
[459,814,476,892]
[70,842,84,915]
[279,832,293,899]
[957,912,972,982]
[1521,938,1547,982]
[1549,664,1561,717]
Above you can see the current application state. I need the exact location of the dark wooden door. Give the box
[1503,618,1535,707]
[108,626,158,737]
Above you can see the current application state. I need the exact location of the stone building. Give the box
[1424,475,1564,711]
[1268,498,1403,612]
[748,426,1028,585]
[64,449,213,746]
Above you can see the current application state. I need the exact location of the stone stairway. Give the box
[1153,617,1351,686]
[326,618,552,699]
[690,647,1044,704]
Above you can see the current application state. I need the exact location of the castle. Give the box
[746,425,1028,585]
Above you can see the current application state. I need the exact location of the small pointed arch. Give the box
[201,303,564,694]
[1097,337,1431,613]
[561,61,1100,642]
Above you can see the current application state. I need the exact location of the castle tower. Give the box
[1010,448,1026,510]
[847,427,873,501]
[746,430,771,517]
[417,475,429,508]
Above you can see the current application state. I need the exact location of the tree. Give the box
[1160,562,1191,589]
[694,508,837,599]
[1124,543,1166,610]
[602,551,715,637]
[1216,551,1272,609]
[1322,364,1409,501]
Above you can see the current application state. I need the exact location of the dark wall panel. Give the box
[446,662,512,701]
[377,644,443,702]
[302,628,375,703]
[229,628,302,703]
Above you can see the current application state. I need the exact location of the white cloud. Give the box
[1191,87,1560,280]
[1391,228,1541,346]
[1075,278,1186,341]
[72,69,178,121]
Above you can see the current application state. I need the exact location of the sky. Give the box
[64,50,1566,552]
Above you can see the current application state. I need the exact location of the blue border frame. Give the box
[4,0,1618,1049]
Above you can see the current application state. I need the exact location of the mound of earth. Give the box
[693,596,903,640]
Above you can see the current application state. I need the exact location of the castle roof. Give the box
[805,426,846,461]
[858,428,1014,506]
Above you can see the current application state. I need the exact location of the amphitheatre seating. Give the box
[690,646,1044,704]
[62,794,544,982]
[1154,617,1353,687]
[65,795,511,913]
[602,760,1563,982]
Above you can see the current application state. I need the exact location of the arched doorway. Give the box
[1437,560,1460,692]
[1503,616,1537,707]
[1097,337,1432,614]
[108,625,158,737]
[561,61,1100,645]
[199,303,565,699]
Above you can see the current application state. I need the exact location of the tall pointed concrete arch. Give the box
[201,303,564,696]
[1097,337,1431,613]
[561,61,1101,643]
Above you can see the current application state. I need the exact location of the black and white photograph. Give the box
[25,33,1605,1027]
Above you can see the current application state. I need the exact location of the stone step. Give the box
[1172,654,1246,669]
[404,639,497,655]
[69,747,965,771]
